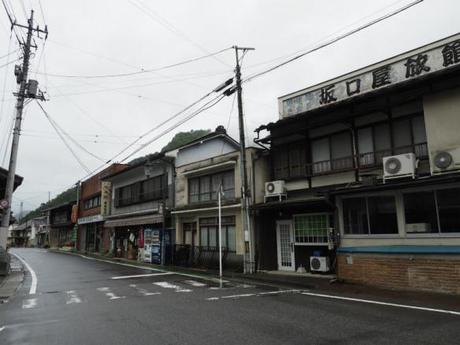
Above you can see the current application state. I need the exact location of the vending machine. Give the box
[143,228,153,263]
[150,229,173,265]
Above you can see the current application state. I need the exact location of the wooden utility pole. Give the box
[0,10,47,249]
[233,45,254,274]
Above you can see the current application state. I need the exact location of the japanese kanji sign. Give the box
[280,36,460,118]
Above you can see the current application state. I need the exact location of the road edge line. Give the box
[10,252,37,295]
[301,291,460,316]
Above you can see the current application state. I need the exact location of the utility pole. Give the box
[233,45,255,274]
[0,10,48,250]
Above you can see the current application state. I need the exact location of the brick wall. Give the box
[337,253,460,295]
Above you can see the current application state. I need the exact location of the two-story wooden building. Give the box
[170,126,267,271]
[102,153,174,262]
[47,201,75,248]
[77,163,127,254]
[255,34,460,294]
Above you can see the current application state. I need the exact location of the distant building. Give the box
[46,202,75,248]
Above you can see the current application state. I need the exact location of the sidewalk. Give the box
[51,248,460,313]
[0,254,24,302]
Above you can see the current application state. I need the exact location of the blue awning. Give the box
[337,245,460,255]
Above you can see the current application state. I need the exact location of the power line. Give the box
[36,102,107,162]
[35,46,232,79]
[243,0,424,84]
[128,0,231,68]
[36,101,91,174]
[120,93,227,163]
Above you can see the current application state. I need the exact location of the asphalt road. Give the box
[1,248,459,345]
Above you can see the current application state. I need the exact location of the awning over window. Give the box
[104,214,164,227]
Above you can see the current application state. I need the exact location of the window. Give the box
[294,214,329,244]
[404,191,438,233]
[343,196,398,235]
[311,132,353,174]
[403,188,460,234]
[188,170,235,203]
[437,189,460,233]
[115,175,166,207]
[199,216,236,251]
[84,195,101,210]
[273,142,307,180]
[357,114,427,167]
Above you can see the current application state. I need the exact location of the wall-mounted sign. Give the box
[280,36,460,118]
[100,181,112,217]
[77,214,104,225]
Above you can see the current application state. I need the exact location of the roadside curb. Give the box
[0,253,25,303]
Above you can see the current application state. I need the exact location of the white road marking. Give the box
[65,290,82,304]
[10,252,37,295]
[111,272,174,280]
[301,292,460,316]
[129,284,161,296]
[183,280,207,287]
[221,293,256,299]
[70,252,225,283]
[153,281,192,292]
[97,287,125,300]
[206,289,303,301]
[22,298,37,309]
[0,326,5,332]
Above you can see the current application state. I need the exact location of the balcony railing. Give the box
[276,142,428,179]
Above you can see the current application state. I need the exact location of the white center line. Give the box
[206,289,303,301]
[10,252,37,295]
[111,272,174,280]
[0,326,6,332]
[301,292,460,316]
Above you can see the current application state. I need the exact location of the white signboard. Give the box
[78,214,104,225]
[281,38,460,118]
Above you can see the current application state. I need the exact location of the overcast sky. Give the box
[0,0,458,215]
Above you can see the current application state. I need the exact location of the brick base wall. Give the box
[337,253,460,295]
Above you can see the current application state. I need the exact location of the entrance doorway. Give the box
[276,220,295,271]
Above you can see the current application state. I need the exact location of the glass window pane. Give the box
[222,171,235,199]
[200,176,211,201]
[331,132,353,170]
[312,138,331,173]
[404,191,438,233]
[358,127,375,166]
[368,196,398,234]
[294,215,328,243]
[393,119,412,153]
[208,226,217,247]
[211,174,221,200]
[343,198,368,234]
[273,147,289,179]
[412,116,427,144]
[189,178,199,203]
[374,123,391,162]
[437,189,460,233]
[200,227,208,247]
[227,225,236,252]
[289,145,306,177]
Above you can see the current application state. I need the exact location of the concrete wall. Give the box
[424,86,460,168]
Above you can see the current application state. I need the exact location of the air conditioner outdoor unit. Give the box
[310,256,330,273]
[406,223,431,233]
[431,147,460,175]
[382,153,416,183]
[265,180,286,197]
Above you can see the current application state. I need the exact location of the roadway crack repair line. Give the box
[10,252,37,295]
